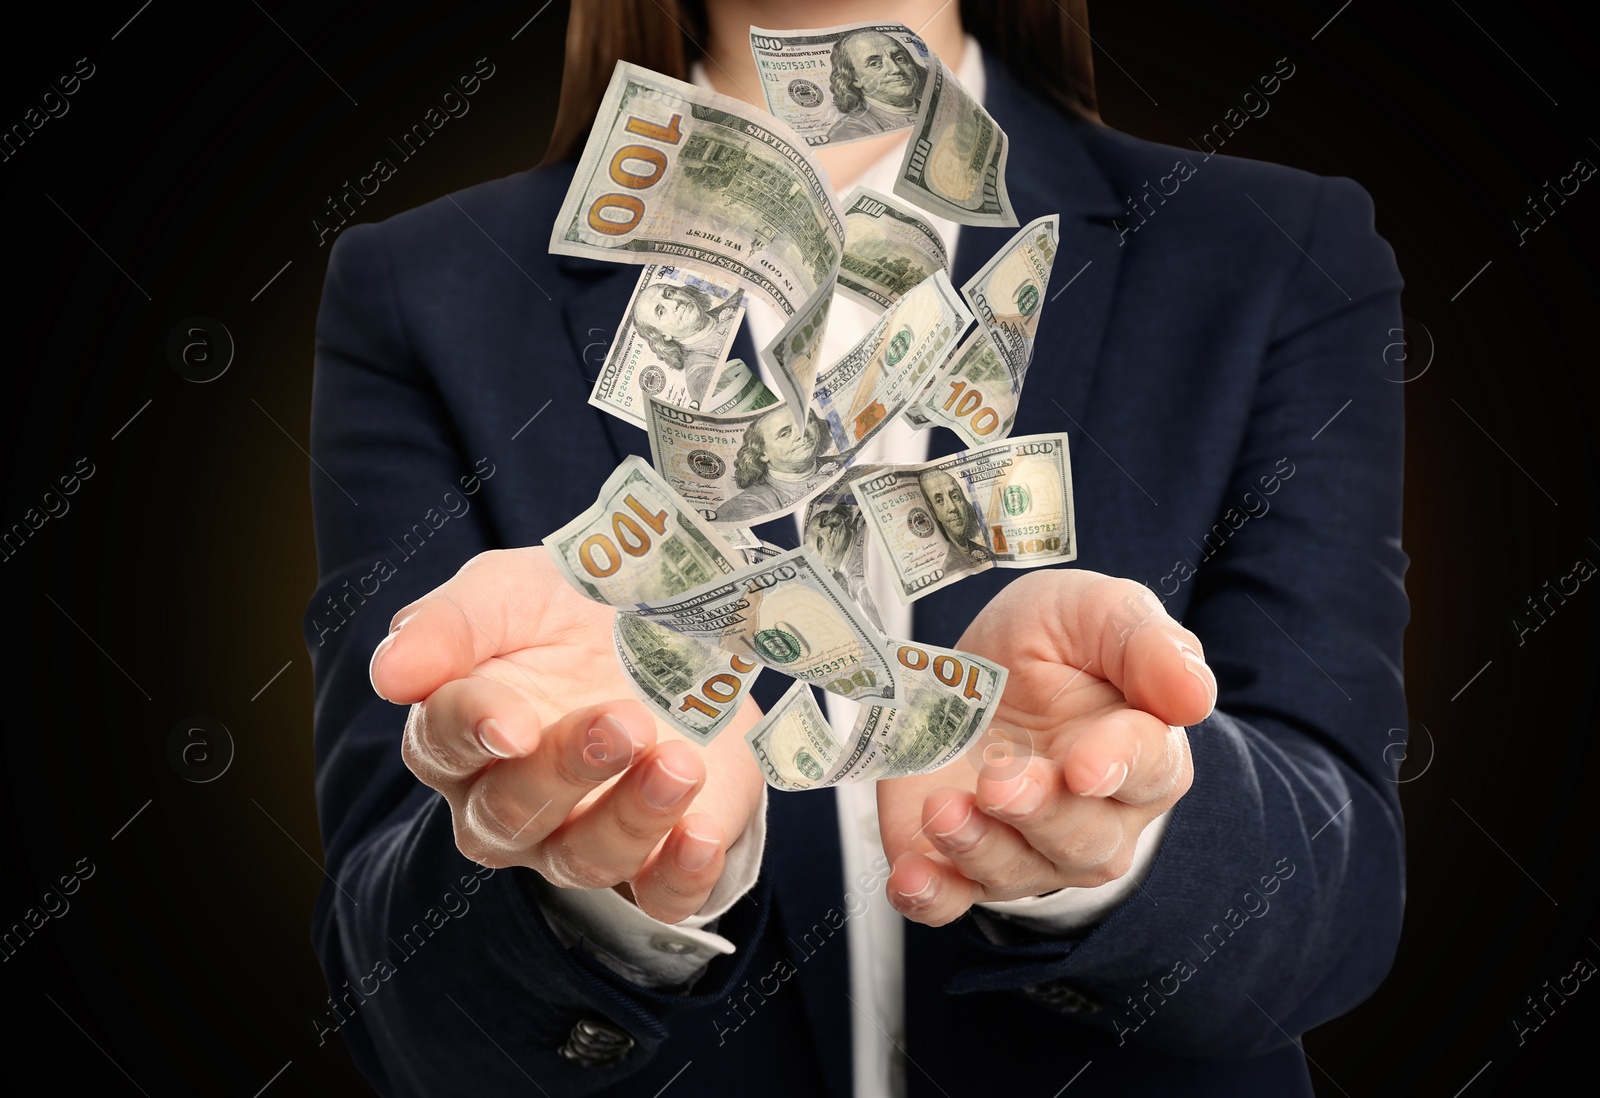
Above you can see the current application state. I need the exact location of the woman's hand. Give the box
[369,547,766,923]
[877,571,1217,926]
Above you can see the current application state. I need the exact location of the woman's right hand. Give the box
[369,547,766,923]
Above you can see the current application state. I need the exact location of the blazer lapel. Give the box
[557,256,649,466]
[957,60,1129,431]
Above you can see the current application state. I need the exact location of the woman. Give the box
[306,2,1408,1096]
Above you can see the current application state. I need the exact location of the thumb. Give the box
[1014,570,1218,727]
[369,547,593,704]
[1109,594,1217,728]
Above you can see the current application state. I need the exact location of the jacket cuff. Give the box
[529,785,769,988]
[972,806,1172,944]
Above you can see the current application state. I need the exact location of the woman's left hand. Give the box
[877,570,1218,926]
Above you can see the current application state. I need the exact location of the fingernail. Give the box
[476,718,517,759]
[932,805,983,851]
[990,776,1044,819]
[895,876,937,906]
[641,757,697,810]
[1083,760,1129,799]
[677,829,719,872]
[368,632,399,699]
[1179,643,1217,712]
[580,715,634,774]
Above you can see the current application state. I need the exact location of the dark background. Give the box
[2,1,1596,1094]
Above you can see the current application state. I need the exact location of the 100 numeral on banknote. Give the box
[551,62,845,320]
[543,459,762,743]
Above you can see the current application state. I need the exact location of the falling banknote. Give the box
[760,275,836,426]
[550,61,845,321]
[542,457,761,743]
[612,613,761,746]
[812,270,973,453]
[746,640,1007,790]
[627,547,897,703]
[917,215,1060,443]
[750,22,1016,226]
[801,464,885,632]
[837,185,950,311]
[749,22,934,148]
[896,56,1017,227]
[544,456,740,604]
[850,433,1077,604]
[589,264,747,429]
[645,395,852,527]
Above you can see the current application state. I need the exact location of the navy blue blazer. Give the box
[305,53,1408,1098]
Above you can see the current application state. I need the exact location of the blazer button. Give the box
[649,933,698,955]
[559,1018,636,1067]
[1024,980,1102,1014]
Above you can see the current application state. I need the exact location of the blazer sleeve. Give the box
[945,174,1410,1058]
[305,222,776,1097]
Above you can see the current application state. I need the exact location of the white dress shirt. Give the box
[532,38,1169,1098]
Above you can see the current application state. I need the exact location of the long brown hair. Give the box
[541,0,1099,165]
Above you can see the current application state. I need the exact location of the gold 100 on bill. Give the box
[549,61,844,321]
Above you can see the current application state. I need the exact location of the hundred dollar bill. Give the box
[895,57,1016,227]
[545,459,759,741]
[550,61,846,320]
[801,465,885,632]
[917,217,1059,443]
[850,433,1077,604]
[813,270,973,453]
[838,185,950,311]
[744,679,842,791]
[828,640,1008,783]
[749,22,933,148]
[705,358,779,415]
[544,456,740,605]
[645,395,851,527]
[613,614,761,745]
[760,277,834,428]
[914,327,1014,445]
[745,641,1008,789]
[961,214,1059,371]
[629,547,897,702]
[589,264,747,429]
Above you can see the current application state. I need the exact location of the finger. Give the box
[628,814,727,924]
[402,675,545,787]
[371,547,610,704]
[921,788,1058,901]
[886,850,980,927]
[459,701,655,858]
[1053,708,1191,809]
[977,755,1136,885]
[537,740,706,889]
